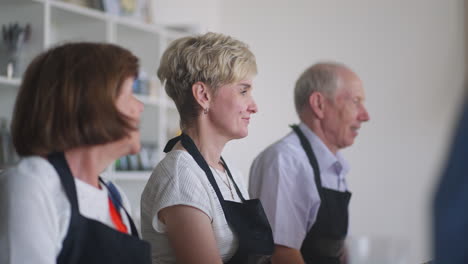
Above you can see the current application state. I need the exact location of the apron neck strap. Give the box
[290,125,324,192]
[47,152,141,237]
[163,133,246,203]
[100,179,140,237]
[163,134,182,153]
[47,152,80,213]
[220,157,246,202]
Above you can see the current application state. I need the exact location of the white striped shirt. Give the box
[141,150,248,264]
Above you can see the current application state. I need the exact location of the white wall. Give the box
[218,0,466,263]
[150,0,220,32]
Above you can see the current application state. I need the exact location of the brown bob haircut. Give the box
[11,42,139,156]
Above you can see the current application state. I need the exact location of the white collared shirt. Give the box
[249,123,350,249]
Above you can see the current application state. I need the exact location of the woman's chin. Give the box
[232,130,248,140]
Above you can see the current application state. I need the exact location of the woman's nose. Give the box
[249,98,258,114]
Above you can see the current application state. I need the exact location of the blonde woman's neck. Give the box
[184,125,227,171]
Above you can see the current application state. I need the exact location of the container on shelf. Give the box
[0,118,18,169]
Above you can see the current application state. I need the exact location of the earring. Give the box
[204,108,208,114]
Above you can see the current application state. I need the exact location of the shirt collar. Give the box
[298,122,350,174]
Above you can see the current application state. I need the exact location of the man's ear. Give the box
[192,82,212,110]
[309,92,326,119]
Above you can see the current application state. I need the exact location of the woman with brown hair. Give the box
[0,42,150,264]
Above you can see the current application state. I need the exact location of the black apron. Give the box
[164,133,274,264]
[47,152,151,264]
[291,125,352,264]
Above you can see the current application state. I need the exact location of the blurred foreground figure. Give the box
[0,42,150,264]
[433,97,468,264]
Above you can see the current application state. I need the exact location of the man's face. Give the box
[321,70,370,153]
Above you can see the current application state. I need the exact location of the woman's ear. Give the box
[309,92,326,119]
[192,82,212,111]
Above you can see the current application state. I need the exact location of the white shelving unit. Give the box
[0,76,21,86]
[0,0,185,218]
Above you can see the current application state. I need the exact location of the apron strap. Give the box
[290,124,324,199]
[163,134,182,153]
[100,179,141,237]
[163,134,226,204]
[47,152,80,213]
[220,157,246,202]
[163,133,246,210]
[47,152,82,261]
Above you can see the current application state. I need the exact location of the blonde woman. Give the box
[141,32,273,264]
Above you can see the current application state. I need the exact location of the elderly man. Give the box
[249,62,370,264]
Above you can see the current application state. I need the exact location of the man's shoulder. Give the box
[258,132,303,158]
[251,132,308,171]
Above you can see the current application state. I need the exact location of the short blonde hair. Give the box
[157,32,257,129]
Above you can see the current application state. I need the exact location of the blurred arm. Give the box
[1,168,59,264]
[271,245,305,264]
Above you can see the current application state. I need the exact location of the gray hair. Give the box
[294,62,350,116]
[157,32,257,130]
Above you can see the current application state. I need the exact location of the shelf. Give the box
[115,24,161,74]
[165,99,177,111]
[1,0,188,215]
[112,171,152,181]
[50,3,107,43]
[49,0,108,22]
[115,16,164,35]
[0,76,21,87]
[134,94,177,112]
[135,94,163,107]
[48,0,165,37]
[49,0,165,32]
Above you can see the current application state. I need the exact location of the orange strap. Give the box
[108,197,128,233]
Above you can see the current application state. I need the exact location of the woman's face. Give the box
[208,79,258,140]
[115,77,144,155]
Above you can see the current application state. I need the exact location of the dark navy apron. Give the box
[47,152,151,264]
[164,133,274,264]
[291,125,351,264]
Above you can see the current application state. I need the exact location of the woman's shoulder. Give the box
[160,149,197,166]
[141,150,215,221]
[0,156,70,263]
[2,156,60,189]
[153,150,203,178]
[145,150,208,192]
[1,156,70,239]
